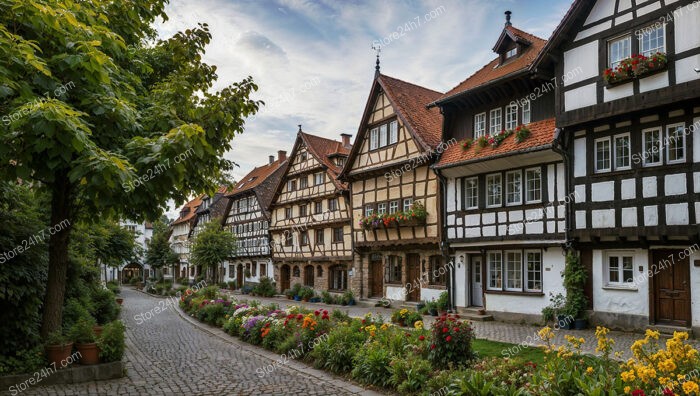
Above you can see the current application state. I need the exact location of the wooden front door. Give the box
[370,255,384,297]
[280,265,291,292]
[406,254,421,302]
[653,250,691,327]
[236,264,243,288]
[304,265,314,287]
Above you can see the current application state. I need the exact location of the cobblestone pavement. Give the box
[226,292,700,361]
[21,288,380,396]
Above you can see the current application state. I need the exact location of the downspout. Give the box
[551,127,572,251]
[435,168,454,312]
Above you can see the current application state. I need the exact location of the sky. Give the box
[155,0,573,218]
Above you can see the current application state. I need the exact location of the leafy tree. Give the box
[145,220,178,280]
[190,219,236,284]
[0,0,260,335]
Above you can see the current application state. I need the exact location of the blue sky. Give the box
[156,0,572,216]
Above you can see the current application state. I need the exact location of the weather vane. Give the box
[372,44,381,74]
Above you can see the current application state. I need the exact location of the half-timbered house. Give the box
[170,195,203,282]
[269,130,353,295]
[432,14,569,321]
[221,151,288,288]
[548,0,700,335]
[189,186,230,281]
[339,70,446,303]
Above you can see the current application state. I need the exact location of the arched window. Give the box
[317,265,323,277]
[292,265,300,277]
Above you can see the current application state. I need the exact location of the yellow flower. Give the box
[414,320,423,330]
[538,327,554,341]
[683,381,700,395]
[380,323,389,331]
[586,366,594,374]
[620,369,636,383]
[645,329,660,340]
[624,386,631,394]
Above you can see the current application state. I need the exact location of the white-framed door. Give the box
[470,255,483,307]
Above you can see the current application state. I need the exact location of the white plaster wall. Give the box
[636,1,661,17]
[584,0,616,25]
[644,205,659,226]
[621,179,636,199]
[556,163,566,201]
[639,72,668,93]
[622,207,638,227]
[676,55,700,84]
[564,41,599,84]
[604,82,634,102]
[591,181,615,201]
[694,117,700,163]
[675,3,700,53]
[446,179,456,212]
[592,209,615,228]
[386,286,406,302]
[592,249,649,316]
[665,174,687,195]
[576,21,612,41]
[421,288,443,304]
[574,138,587,177]
[565,84,597,111]
[666,203,689,225]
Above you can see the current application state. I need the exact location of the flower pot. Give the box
[556,315,572,330]
[293,296,301,301]
[429,309,438,316]
[45,343,73,367]
[75,343,100,365]
[287,295,293,300]
[93,325,103,338]
[398,319,405,327]
[116,298,124,305]
[574,318,588,330]
[302,298,309,302]
[477,309,486,316]
[348,299,356,306]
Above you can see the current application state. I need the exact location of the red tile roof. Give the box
[378,74,443,149]
[228,159,287,197]
[172,194,204,225]
[438,26,547,103]
[436,118,556,168]
[300,132,350,189]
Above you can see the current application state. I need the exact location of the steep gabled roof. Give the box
[299,132,350,190]
[435,118,557,169]
[226,156,288,214]
[172,194,204,226]
[436,26,547,105]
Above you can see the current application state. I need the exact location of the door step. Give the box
[646,324,695,338]
[455,307,494,321]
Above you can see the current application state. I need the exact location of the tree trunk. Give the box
[41,173,73,337]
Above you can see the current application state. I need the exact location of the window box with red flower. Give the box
[603,52,668,87]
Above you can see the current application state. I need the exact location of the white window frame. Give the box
[489,108,502,135]
[505,104,518,130]
[505,170,522,206]
[365,205,373,217]
[524,167,542,204]
[613,133,631,170]
[504,250,523,291]
[379,124,388,147]
[377,202,387,215]
[666,123,686,164]
[487,252,502,290]
[525,250,542,292]
[594,137,611,173]
[608,34,631,69]
[642,127,663,167]
[389,120,399,144]
[464,177,478,209]
[604,251,636,288]
[389,200,399,214]
[369,128,379,150]
[506,47,517,59]
[314,172,325,185]
[486,173,502,208]
[639,24,665,57]
[474,113,486,138]
[403,198,413,212]
[522,100,531,125]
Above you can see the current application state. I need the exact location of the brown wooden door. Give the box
[236,264,243,288]
[304,265,314,287]
[653,250,691,327]
[280,265,290,291]
[406,254,421,302]
[370,256,384,297]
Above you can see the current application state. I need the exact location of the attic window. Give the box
[248,176,257,182]
[506,48,517,59]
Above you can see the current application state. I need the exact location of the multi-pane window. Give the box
[505,104,518,130]
[315,229,324,245]
[299,204,307,217]
[640,24,665,57]
[388,255,402,283]
[284,207,292,219]
[228,264,235,276]
[489,108,502,135]
[506,47,517,58]
[464,177,478,209]
[379,124,388,147]
[369,128,379,150]
[486,173,502,207]
[299,176,308,189]
[332,227,343,243]
[284,232,293,246]
[251,261,257,276]
[403,198,413,211]
[314,172,325,185]
[260,264,267,278]
[389,200,399,214]
[377,202,387,215]
[525,168,541,203]
[328,198,338,211]
[365,205,374,217]
[522,100,531,124]
[667,124,686,163]
[428,255,445,285]
[487,252,502,290]
[595,138,611,172]
[643,128,663,166]
[287,180,296,191]
[300,231,308,246]
[606,252,635,286]
[474,113,486,138]
[505,170,522,205]
[329,265,347,290]
[314,201,323,214]
[389,120,399,144]
[614,134,631,170]
[608,35,631,68]
[505,251,523,291]
[525,251,542,292]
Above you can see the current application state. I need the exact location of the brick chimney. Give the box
[278,150,287,162]
[341,133,352,147]
[269,155,275,164]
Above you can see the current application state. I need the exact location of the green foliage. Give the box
[428,314,474,369]
[62,298,93,333]
[252,276,276,297]
[310,322,367,374]
[146,220,178,269]
[388,355,432,394]
[290,283,302,297]
[190,219,236,282]
[436,291,449,311]
[541,292,566,323]
[106,281,121,295]
[562,252,588,319]
[45,331,70,346]
[351,346,393,388]
[0,346,45,376]
[97,320,125,363]
[92,288,120,325]
[69,317,96,344]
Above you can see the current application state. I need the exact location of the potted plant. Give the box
[284,289,293,300]
[69,317,100,365]
[97,320,125,363]
[436,291,449,313]
[301,287,314,302]
[562,252,589,330]
[115,297,124,305]
[45,331,74,368]
[426,301,438,316]
[344,290,356,306]
[542,292,567,327]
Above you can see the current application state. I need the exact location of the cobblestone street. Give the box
[20,288,378,396]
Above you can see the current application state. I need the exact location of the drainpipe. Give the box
[551,127,572,251]
[435,168,454,312]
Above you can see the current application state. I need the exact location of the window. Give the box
[506,47,517,58]
[643,128,663,166]
[505,170,522,205]
[300,231,308,245]
[369,128,379,150]
[251,261,257,277]
[474,113,486,138]
[606,252,635,286]
[464,177,478,209]
[300,152,307,161]
[284,207,292,219]
[608,35,631,69]
[335,157,345,167]
[595,137,611,172]
[260,264,267,278]
[487,252,502,290]
[329,265,347,290]
[388,255,402,283]
[505,251,522,291]
[389,120,399,144]
[299,204,307,217]
[505,104,518,130]
[522,100,531,124]
[614,134,631,170]
[284,232,293,246]
[299,176,308,189]
[377,202,387,215]
[287,180,296,191]
[293,266,300,277]
[315,229,324,245]
[489,108,502,135]
[332,227,343,243]
[317,265,323,277]
[429,255,445,285]
[379,124,388,147]
[403,198,413,212]
[524,251,542,292]
[525,168,541,203]
[314,201,323,214]
[365,205,374,217]
[640,24,665,57]
[314,172,325,185]
[381,202,395,215]
[666,124,686,164]
[328,198,338,211]
[486,173,502,207]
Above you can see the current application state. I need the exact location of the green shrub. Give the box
[389,355,432,394]
[97,320,125,362]
[290,283,302,297]
[129,277,139,285]
[321,291,333,304]
[311,322,367,374]
[330,309,351,322]
[201,285,219,299]
[0,346,45,375]
[276,333,300,355]
[428,313,474,369]
[92,287,120,325]
[351,345,392,388]
[436,291,449,311]
[62,298,93,332]
[69,317,96,344]
[252,276,276,297]
[106,281,121,295]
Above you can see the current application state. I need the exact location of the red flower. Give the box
[430,344,436,350]
[632,390,646,396]
[662,389,674,396]
[361,319,366,324]
[296,314,303,320]
[419,335,425,341]
[314,310,320,316]
[442,327,448,333]
[446,335,452,342]
[453,327,459,332]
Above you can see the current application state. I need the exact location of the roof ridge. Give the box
[379,73,443,96]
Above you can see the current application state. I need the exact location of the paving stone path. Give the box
[20,288,380,396]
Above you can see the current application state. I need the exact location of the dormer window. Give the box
[506,47,517,59]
